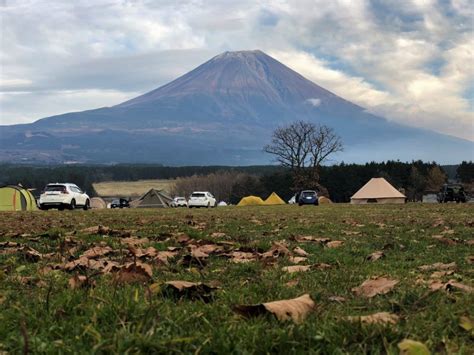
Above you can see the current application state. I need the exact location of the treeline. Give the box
[1,161,472,202]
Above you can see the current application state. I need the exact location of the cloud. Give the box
[0,0,472,140]
[306,98,321,107]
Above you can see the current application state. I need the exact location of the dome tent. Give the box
[90,197,107,209]
[130,189,172,208]
[0,185,38,211]
[318,196,332,204]
[237,196,265,206]
[264,192,286,205]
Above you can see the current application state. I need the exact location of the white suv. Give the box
[188,191,216,208]
[39,183,90,210]
[171,197,188,208]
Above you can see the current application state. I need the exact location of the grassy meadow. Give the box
[0,204,473,353]
[93,179,175,197]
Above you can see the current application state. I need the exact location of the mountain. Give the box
[1,50,472,164]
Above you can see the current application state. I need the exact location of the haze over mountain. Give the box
[0,50,472,165]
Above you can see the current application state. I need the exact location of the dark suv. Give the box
[110,198,130,209]
[297,190,319,206]
[437,184,467,203]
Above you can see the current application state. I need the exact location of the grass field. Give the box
[0,204,473,353]
[93,179,175,197]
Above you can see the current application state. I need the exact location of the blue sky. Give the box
[0,0,472,140]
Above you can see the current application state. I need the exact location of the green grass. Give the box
[0,204,473,353]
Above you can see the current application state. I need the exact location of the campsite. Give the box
[0,203,472,353]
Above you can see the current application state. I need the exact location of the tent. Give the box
[351,178,406,204]
[318,196,332,204]
[264,192,286,205]
[130,189,172,208]
[217,201,228,207]
[0,185,38,211]
[90,197,107,209]
[237,196,265,206]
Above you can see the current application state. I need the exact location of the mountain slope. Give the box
[1,50,472,164]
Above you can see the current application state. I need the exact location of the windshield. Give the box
[191,193,205,198]
[177,198,186,201]
[45,185,66,192]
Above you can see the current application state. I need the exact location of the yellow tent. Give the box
[264,192,286,205]
[0,185,38,211]
[318,196,332,204]
[237,196,265,206]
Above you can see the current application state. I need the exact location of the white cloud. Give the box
[306,98,321,107]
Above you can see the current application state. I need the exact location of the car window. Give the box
[192,193,205,197]
[112,199,119,204]
[45,185,66,192]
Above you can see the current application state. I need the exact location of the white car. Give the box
[188,191,216,208]
[171,197,188,207]
[39,183,90,210]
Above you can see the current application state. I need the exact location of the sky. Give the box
[0,0,473,140]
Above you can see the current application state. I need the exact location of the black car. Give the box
[437,184,467,203]
[110,198,130,209]
[297,190,319,206]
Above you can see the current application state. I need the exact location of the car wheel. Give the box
[69,199,76,210]
[83,199,90,211]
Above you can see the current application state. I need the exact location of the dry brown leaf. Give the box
[282,265,311,273]
[418,262,456,272]
[352,277,399,298]
[210,232,226,238]
[347,312,399,325]
[64,257,107,271]
[81,246,113,259]
[234,294,315,324]
[175,234,192,244]
[130,246,158,258]
[367,251,384,261]
[293,246,308,257]
[261,242,291,259]
[313,263,332,270]
[114,262,153,284]
[288,256,307,264]
[80,225,111,235]
[431,235,457,245]
[121,237,150,246]
[444,280,473,293]
[194,244,223,255]
[467,255,474,264]
[285,280,299,287]
[430,270,454,279]
[227,251,257,263]
[155,250,178,265]
[68,275,95,289]
[326,240,344,248]
[294,236,330,244]
[22,247,43,262]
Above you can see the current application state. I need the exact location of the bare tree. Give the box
[264,121,343,191]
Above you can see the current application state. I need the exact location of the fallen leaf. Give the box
[313,263,332,270]
[121,237,150,246]
[347,312,399,325]
[430,270,454,279]
[81,246,113,259]
[233,294,315,324]
[68,275,95,289]
[459,316,473,335]
[294,236,330,244]
[80,225,110,235]
[155,250,178,265]
[210,232,226,238]
[282,265,311,273]
[261,242,291,259]
[444,280,473,293]
[326,240,344,248]
[285,280,299,287]
[288,256,307,264]
[466,255,474,264]
[352,277,399,298]
[114,262,153,284]
[398,339,430,355]
[367,251,384,261]
[431,235,457,245]
[418,262,456,272]
[293,247,308,257]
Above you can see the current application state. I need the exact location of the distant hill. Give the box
[1,50,472,164]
